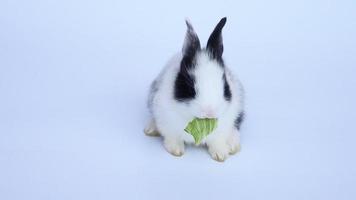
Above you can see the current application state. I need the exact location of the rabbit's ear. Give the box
[206,17,227,60]
[182,20,201,61]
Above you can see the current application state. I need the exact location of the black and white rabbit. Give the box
[144,18,244,162]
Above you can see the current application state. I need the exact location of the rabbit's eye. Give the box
[223,74,231,101]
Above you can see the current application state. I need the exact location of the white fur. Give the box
[145,49,244,161]
[147,21,245,159]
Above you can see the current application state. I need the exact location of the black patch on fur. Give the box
[223,73,232,101]
[235,112,245,130]
[174,20,201,102]
[174,51,197,101]
[174,68,196,101]
[206,17,227,64]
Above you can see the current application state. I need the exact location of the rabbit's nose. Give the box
[200,107,216,119]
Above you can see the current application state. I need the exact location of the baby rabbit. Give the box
[144,17,244,162]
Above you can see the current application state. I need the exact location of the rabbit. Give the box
[144,17,244,162]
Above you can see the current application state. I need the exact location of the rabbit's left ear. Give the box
[206,17,227,60]
[182,20,201,61]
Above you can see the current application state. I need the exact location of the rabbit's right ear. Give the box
[206,17,227,61]
[182,20,201,63]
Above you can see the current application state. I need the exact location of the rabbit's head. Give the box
[174,18,232,119]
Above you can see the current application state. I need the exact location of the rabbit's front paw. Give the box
[163,137,185,157]
[144,119,160,136]
[227,130,241,155]
[207,140,230,162]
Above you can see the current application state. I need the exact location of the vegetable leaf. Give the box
[184,118,218,144]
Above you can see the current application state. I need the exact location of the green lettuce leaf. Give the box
[184,118,218,144]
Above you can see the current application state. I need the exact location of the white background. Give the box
[1,0,355,199]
